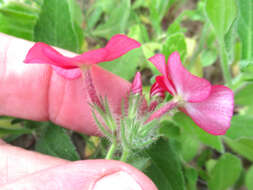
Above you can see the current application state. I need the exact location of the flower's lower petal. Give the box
[146,101,177,123]
[184,85,234,135]
[104,34,141,61]
[24,42,78,69]
[168,52,211,102]
[51,65,81,79]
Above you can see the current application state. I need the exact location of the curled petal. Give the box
[24,34,141,79]
[168,52,211,102]
[183,85,234,135]
[155,76,176,96]
[131,72,142,95]
[24,42,78,69]
[150,81,165,98]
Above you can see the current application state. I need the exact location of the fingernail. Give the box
[93,171,142,190]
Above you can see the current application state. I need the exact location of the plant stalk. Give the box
[219,40,232,87]
[105,138,117,160]
[120,149,130,162]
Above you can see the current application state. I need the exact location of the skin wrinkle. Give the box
[46,64,53,121]
[48,75,67,123]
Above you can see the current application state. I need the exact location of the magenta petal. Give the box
[24,42,78,69]
[103,34,141,61]
[73,48,108,64]
[51,65,81,79]
[183,85,234,135]
[168,52,211,102]
[156,76,176,96]
[150,81,165,98]
[131,72,142,95]
[148,54,167,76]
[146,101,177,123]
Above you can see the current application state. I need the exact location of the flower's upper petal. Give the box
[131,72,142,95]
[168,52,211,102]
[183,85,234,135]
[25,34,140,70]
[24,42,78,69]
[51,65,81,79]
[148,54,167,76]
[103,34,141,61]
[73,48,108,64]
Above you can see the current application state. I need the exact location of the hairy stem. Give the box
[120,149,130,162]
[105,138,117,160]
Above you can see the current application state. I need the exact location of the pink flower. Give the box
[24,34,141,79]
[131,72,142,95]
[149,52,234,135]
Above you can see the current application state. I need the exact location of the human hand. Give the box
[0,33,157,190]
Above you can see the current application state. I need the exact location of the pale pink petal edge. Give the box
[183,85,234,135]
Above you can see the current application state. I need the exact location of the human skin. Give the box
[0,33,157,190]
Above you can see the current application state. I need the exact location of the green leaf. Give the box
[67,0,83,26]
[182,137,200,162]
[162,33,187,62]
[0,127,32,136]
[200,49,217,67]
[0,1,41,40]
[235,83,253,114]
[128,24,149,43]
[224,18,238,60]
[159,121,180,139]
[235,83,253,105]
[173,112,224,152]
[226,115,253,139]
[0,118,33,138]
[142,42,162,75]
[224,137,253,161]
[237,0,253,62]
[35,123,80,161]
[34,0,83,52]
[246,166,253,190]
[93,0,130,39]
[148,0,172,35]
[144,139,185,190]
[184,167,198,190]
[205,0,237,39]
[207,153,242,190]
[100,48,143,80]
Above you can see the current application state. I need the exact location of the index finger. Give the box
[0,33,130,135]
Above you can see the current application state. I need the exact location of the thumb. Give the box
[1,160,157,190]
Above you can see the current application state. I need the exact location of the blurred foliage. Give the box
[1,0,253,189]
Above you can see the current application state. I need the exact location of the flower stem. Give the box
[105,138,117,160]
[120,149,130,162]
